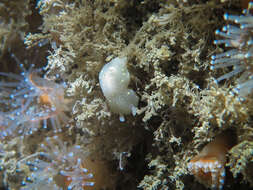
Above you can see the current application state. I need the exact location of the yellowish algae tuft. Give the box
[228,140,253,186]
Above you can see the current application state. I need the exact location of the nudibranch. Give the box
[188,131,236,189]
[99,57,139,122]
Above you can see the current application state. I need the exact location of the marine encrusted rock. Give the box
[0,0,253,190]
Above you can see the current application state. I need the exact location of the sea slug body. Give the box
[99,57,139,122]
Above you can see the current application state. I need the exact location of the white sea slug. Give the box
[99,57,139,122]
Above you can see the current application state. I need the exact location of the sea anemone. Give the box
[61,158,95,190]
[19,135,94,190]
[211,3,253,98]
[187,131,236,189]
[0,55,71,137]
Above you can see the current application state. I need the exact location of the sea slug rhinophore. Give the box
[99,57,139,122]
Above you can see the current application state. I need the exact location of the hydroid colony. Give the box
[0,0,253,190]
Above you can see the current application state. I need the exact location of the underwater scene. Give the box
[0,0,253,189]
